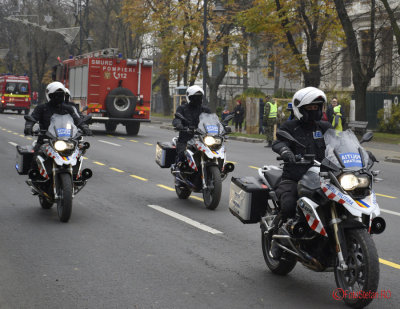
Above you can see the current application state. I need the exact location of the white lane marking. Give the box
[381,208,400,217]
[98,140,121,147]
[8,142,18,147]
[7,117,16,120]
[148,205,223,235]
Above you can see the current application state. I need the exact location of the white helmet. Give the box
[292,87,327,120]
[65,88,70,96]
[185,85,204,106]
[45,81,66,102]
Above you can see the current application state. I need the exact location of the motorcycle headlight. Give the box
[204,136,216,146]
[54,140,68,151]
[339,174,370,191]
[54,140,74,152]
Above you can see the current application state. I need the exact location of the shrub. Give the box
[377,104,400,133]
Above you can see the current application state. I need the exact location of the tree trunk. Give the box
[160,73,171,116]
[208,80,218,113]
[353,81,368,121]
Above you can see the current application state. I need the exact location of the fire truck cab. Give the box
[52,48,152,136]
[0,74,31,115]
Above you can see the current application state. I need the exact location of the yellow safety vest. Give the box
[268,101,277,118]
[332,112,343,132]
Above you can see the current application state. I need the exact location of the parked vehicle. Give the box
[52,48,153,135]
[0,74,31,114]
[229,129,385,308]
[156,113,235,209]
[16,113,92,222]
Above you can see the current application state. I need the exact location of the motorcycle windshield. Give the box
[198,113,225,136]
[47,114,77,139]
[324,129,369,170]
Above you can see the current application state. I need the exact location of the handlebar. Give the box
[276,154,315,165]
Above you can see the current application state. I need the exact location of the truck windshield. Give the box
[5,82,29,94]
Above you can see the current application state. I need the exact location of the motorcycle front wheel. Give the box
[334,229,379,308]
[175,185,191,199]
[56,173,73,223]
[202,165,222,210]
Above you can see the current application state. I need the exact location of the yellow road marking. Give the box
[117,137,126,140]
[130,175,148,181]
[376,193,397,199]
[144,142,153,146]
[1,128,6,131]
[83,156,88,160]
[190,196,204,202]
[157,184,175,191]
[130,139,138,143]
[19,134,25,137]
[13,132,18,135]
[379,258,400,270]
[249,165,259,169]
[93,161,105,166]
[110,167,124,173]
[7,130,12,133]
[26,137,32,140]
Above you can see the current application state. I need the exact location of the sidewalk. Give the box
[151,116,400,162]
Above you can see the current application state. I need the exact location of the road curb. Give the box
[384,156,400,163]
[160,125,264,143]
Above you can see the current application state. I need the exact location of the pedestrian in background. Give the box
[263,95,277,147]
[326,98,334,123]
[259,98,265,134]
[233,100,245,132]
[221,105,231,122]
[276,106,285,129]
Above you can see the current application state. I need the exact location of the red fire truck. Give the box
[52,48,152,135]
[0,74,31,115]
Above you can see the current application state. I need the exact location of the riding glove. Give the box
[280,147,296,163]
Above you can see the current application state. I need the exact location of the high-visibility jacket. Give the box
[267,101,277,118]
[332,112,343,132]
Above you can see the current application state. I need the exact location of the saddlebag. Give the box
[16,145,34,175]
[155,142,177,168]
[229,176,269,224]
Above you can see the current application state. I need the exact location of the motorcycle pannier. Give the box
[229,176,269,224]
[16,145,34,175]
[155,142,177,168]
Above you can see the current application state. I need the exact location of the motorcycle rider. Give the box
[270,87,332,257]
[172,85,211,169]
[24,82,92,149]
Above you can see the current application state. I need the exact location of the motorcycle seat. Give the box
[263,169,282,189]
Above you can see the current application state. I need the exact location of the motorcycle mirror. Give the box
[225,126,232,133]
[276,130,306,149]
[360,131,373,144]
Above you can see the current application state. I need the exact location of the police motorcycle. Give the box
[229,129,385,308]
[16,113,92,222]
[156,112,234,210]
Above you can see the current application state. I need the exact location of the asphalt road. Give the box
[0,112,399,309]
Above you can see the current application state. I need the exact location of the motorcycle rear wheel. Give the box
[334,229,379,308]
[261,225,297,275]
[57,173,73,223]
[202,166,222,210]
[39,195,53,209]
[175,185,191,199]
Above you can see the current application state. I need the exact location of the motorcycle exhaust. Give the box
[370,217,386,234]
[223,162,235,173]
[81,168,93,180]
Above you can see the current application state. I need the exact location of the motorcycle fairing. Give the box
[36,155,49,179]
[298,197,328,237]
[321,181,378,217]
[44,145,81,166]
[195,141,225,159]
[185,149,198,171]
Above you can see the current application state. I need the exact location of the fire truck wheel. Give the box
[106,87,136,118]
[126,122,140,136]
[0,108,4,113]
[105,122,118,133]
[24,109,30,115]
[18,110,22,114]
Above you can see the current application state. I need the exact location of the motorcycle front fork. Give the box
[52,163,73,200]
[330,204,348,271]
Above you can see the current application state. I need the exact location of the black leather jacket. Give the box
[272,120,332,182]
[26,101,84,131]
[172,103,211,143]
